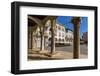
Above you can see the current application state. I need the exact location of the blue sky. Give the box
[56,16,88,37]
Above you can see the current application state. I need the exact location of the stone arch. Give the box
[28,16,43,27]
[28,16,43,50]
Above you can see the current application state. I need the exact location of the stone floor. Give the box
[28,49,88,61]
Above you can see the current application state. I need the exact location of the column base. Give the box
[45,52,58,57]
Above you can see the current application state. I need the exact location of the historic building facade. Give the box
[65,29,73,45]
[82,32,88,44]
[44,20,73,46]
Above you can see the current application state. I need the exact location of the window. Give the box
[58,26,61,30]
[55,38,57,41]
[49,38,51,41]
[56,26,57,28]
[59,38,61,42]
[62,28,65,31]
[49,31,51,35]
[62,33,64,37]
[55,32,57,36]
[59,32,61,37]
[62,39,64,42]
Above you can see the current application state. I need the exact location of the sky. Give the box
[56,16,88,37]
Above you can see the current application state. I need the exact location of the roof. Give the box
[65,28,73,32]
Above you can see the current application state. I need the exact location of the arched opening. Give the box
[28,18,40,50]
[28,15,51,53]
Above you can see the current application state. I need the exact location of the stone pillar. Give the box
[73,24,80,58]
[40,27,44,51]
[50,17,56,54]
[71,17,81,59]
[32,32,34,50]
[31,28,33,50]
[28,28,31,49]
[32,29,36,50]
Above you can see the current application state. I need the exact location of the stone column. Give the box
[28,27,31,49]
[32,29,36,50]
[71,17,81,59]
[50,17,56,54]
[40,27,44,51]
[32,32,34,50]
[31,27,33,50]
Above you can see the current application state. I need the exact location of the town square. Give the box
[28,15,88,60]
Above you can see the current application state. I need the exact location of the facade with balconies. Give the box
[44,20,73,46]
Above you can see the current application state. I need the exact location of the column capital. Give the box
[71,17,81,26]
[50,16,57,20]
